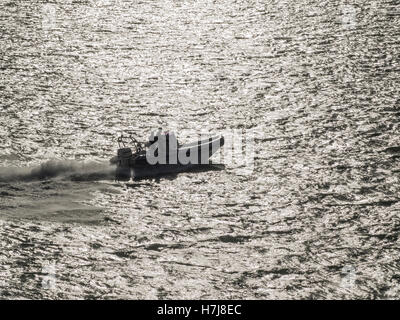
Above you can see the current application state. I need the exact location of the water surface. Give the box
[1,0,400,299]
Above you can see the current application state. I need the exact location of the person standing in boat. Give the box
[146,127,163,147]
[146,128,178,149]
[145,128,179,164]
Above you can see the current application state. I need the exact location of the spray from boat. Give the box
[0,160,115,183]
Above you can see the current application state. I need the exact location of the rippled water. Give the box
[1,0,400,299]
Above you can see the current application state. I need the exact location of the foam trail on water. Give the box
[0,160,115,182]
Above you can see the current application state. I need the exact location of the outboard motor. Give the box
[115,147,132,181]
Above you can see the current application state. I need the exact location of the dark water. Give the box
[1,0,400,299]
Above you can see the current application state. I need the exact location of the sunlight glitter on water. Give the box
[1,0,400,299]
